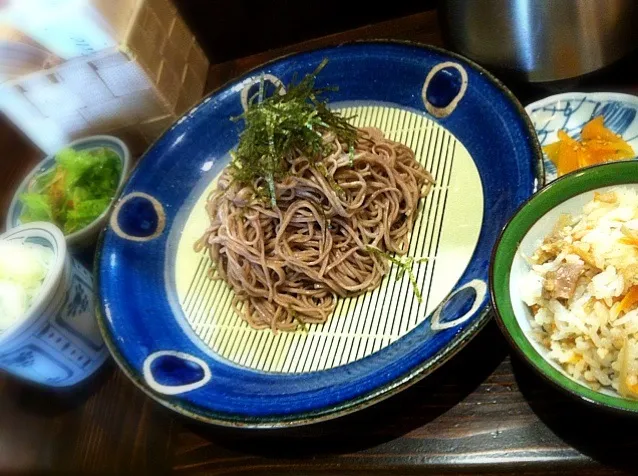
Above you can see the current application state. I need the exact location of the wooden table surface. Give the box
[2,10,638,475]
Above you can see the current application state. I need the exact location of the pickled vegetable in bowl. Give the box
[19,147,122,235]
[543,116,635,177]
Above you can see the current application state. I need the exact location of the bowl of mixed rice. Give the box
[491,160,638,412]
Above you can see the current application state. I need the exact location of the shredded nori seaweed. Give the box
[229,59,358,206]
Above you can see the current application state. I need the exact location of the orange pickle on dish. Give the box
[543,116,635,176]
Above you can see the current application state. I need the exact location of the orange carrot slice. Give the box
[542,141,561,164]
[555,139,580,176]
[542,117,634,176]
[581,116,620,142]
[617,285,638,316]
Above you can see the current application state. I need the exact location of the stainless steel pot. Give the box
[440,0,638,83]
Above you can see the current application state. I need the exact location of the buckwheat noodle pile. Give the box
[195,127,433,331]
[194,60,433,332]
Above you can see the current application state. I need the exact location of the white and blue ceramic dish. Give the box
[0,223,108,387]
[526,92,638,183]
[97,42,543,427]
[6,135,131,248]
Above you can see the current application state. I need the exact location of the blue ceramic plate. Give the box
[97,42,543,427]
[525,92,638,183]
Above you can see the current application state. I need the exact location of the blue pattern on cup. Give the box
[0,224,109,387]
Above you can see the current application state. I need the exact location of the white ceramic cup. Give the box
[0,223,108,387]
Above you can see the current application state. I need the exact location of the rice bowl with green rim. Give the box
[491,160,638,413]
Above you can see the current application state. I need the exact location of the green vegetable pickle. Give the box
[19,147,121,235]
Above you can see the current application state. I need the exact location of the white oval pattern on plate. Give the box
[172,105,484,373]
[240,74,286,112]
[110,192,167,242]
[430,279,488,331]
[422,62,469,118]
[143,350,212,395]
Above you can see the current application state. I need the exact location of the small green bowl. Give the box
[490,160,638,413]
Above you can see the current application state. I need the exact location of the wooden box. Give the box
[0,0,208,155]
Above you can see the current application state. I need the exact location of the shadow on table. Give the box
[2,359,115,417]
[513,357,638,474]
[184,318,509,458]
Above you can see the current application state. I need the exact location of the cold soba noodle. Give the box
[195,63,433,331]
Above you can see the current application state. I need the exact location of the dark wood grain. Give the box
[173,0,436,63]
[169,322,633,475]
[205,11,444,94]
[0,362,174,473]
[0,7,637,475]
